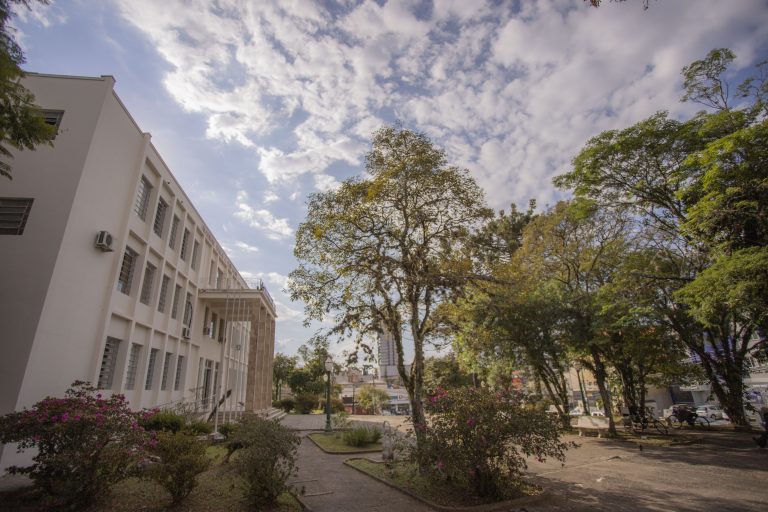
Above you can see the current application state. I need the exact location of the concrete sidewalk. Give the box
[290,432,431,512]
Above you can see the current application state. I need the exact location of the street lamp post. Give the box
[324,355,333,432]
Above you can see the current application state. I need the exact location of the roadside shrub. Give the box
[342,426,381,447]
[184,419,213,436]
[332,411,351,430]
[218,422,238,440]
[0,381,155,511]
[422,386,570,500]
[141,410,184,433]
[145,431,210,506]
[232,415,300,507]
[278,397,295,413]
[295,393,317,414]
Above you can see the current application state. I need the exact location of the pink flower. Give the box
[466,418,476,427]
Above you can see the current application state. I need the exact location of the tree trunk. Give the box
[590,349,617,435]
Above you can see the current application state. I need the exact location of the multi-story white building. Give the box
[0,73,277,471]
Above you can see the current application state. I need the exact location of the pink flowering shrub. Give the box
[422,386,570,499]
[0,381,155,510]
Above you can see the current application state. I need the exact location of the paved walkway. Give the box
[290,431,431,512]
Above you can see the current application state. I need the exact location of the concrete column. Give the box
[254,306,267,410]
[244,305,261,411]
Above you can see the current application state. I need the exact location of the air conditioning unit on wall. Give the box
[94,230,114,252]
[182,327,191,339]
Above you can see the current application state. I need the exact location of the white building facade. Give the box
[0,74,277,471]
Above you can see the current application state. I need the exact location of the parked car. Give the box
[696,404,728,420]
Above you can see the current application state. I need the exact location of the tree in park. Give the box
[518,200,629,435]
[356,385,391,415]
[423,354,474,392]
[1,0,56,179]
[290,125,491,458]
[272,352,297,401]
[555,48,768,426]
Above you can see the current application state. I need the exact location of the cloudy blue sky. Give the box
[12,0,768,359]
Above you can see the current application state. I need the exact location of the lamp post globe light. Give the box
[324,355,334,432]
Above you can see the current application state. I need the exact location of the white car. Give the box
[696,405,728,420]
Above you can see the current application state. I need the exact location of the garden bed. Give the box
[344,458,546,511]
[0,446,303,512]
[308,432,383,453]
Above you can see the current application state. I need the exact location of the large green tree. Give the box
[1,0,55,179]
[555,49,768,426]
[289,125,491,458]
[272,353,297,401]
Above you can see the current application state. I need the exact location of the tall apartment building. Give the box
[0,73,277,471]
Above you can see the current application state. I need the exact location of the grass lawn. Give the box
[345,458,540,508]
[0,445,301,512]
[308,432,382,453]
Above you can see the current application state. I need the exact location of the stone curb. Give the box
[343,457,550,512]
[306,433,383,455]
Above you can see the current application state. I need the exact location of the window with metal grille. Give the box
[97,337,121,389]
[157,275,170,313]
[153,198,168,237]
[125,343,142,390]
[191,240,200,270]
[145,348,159,390]
[183,292,193,327]
[134,176,152,221]
[174,355,185,391]
[139,262,156,305]
[117,246,138,295]
[0,198,33,235]
[160,352,173,390]
[42,110,63,127]
[171,284,182,319]
[169,215,180,249]
[41,110,63,139]
[180,229,190,260]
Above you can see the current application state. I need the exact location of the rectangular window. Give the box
[145,348,159,390]
[174,355,185,391]
[180,229,190,261]
[41,110,63,128]
[168,215,180,249]
[157,275,170,313]
[139,262,156,305]
[183,292,193,327]
[97,337,121,389]
[125,343,142,390]
[171,284,182,319]
[191,240,200,270]
[117,246,138,295]
[209,260,216,287]
[0,198,34,235]
[134,176,152,221]
[153,198,168,237]
[160,352,173,391]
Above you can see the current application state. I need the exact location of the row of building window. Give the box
[134,174,201,269]
[98,336,186,392]
[117,245,194,326]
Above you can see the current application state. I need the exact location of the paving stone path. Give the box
[289,431,432,512]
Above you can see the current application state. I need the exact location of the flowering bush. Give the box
[422,386,570,499]
[0,381,155,510]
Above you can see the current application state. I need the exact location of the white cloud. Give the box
[263,190,279,204]
[274,300,304,323]
[234,241,260,253]
[234,191,294,240]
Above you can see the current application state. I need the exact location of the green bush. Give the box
[0,381,154,511]
[218,422,238,440]
[184,419,213,436]
[295,393,317,414]
[422,387,570,499]
[232,415,300,508]
[140,410,184,433]
[278,397,295,413]
[144,431,210,506]
[342,426,381,447]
